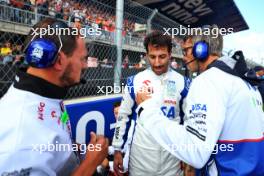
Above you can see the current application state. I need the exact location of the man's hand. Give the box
[136,86,152,105]
[101,158,109,169]
[181,162,195,176]
[85,132,109,166]
[114,151,124,176]
[73,132,109,176]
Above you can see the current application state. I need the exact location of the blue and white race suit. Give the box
[112,68,190,176]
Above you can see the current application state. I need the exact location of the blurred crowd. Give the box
[1,0,136,36]
[87,55,147,69]
[0,40,181,70]
[0,0,183,67]
[0,41,23,65]
[1,0,182,43]
[0,41,149,69]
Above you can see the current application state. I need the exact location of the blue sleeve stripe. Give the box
[121,104,137,149]
[179,77,190,124]
[126,76,135,101]
[120,76,136,149]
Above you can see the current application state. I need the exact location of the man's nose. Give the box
[153,58,161,66]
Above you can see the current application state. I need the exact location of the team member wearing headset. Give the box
[0,18,108,176]
[135,25,264,175]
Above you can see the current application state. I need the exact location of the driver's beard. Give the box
[60,64,76,87]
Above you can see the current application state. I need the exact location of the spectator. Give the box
[5,0,137,45]
[71,3,82,22]
[133,63,140,69]
[22,0,33,24]
[54,0,63,19]
[10,0,24,22]
[122,55,129,69]
[22,0,31,11]
[257,68,264,78]
[62,0,69,9]
[12,44,24,65]
[138,54,146,68]
[100,58,113,68]
[87,57,98,68]
[0,42,13,64]
[29,0,35,5]
[171,58,178,69]
[48,1,56,17]
[41,0,49,16]
[63,8,70,21]
[0,43,2,64]
[0,0,10,19]
[0,0,10,6]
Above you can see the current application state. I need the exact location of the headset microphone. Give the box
[80,78,87,84]
[184,59,196,66]
[66,78,87,88]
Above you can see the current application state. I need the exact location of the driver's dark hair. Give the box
[144,31,172,53]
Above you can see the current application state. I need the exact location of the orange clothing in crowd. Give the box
[10,0,24,8]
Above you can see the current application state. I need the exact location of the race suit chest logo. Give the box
[186,104,208,141]
[191,104,207,112]
[189,104,207,121]
[141,80,154,93]
[161,80,177,119]
[142,80,151,86]
[38,102,45,120]
[37,102,70,131]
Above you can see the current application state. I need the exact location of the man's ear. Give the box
[53,52,68,71]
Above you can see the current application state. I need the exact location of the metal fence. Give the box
[0,1,185,99]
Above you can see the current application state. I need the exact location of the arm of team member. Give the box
[135,78,226,168]
[0,131,108,176]
[73,132,109,176]
[112,76,136,175]
[179,77,191,124]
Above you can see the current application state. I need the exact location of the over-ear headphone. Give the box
[24,21,68,68]
[192,40,209,62]
[192,25,213,62]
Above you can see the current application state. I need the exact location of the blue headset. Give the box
[24,21,68,68]
[192,41,209,62]
[192,25,214,62]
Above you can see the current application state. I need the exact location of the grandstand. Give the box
[0,0,184,98]
[0,0,249,99]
